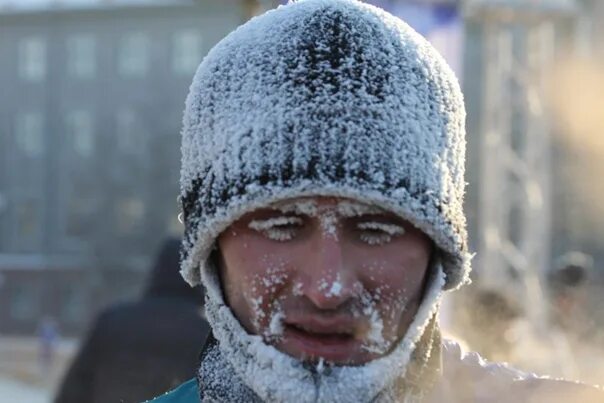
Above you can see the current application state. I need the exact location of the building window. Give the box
[62,287,86,323]
[118,32,149,77]
[66,110,94,158]
[172,29,203,75]
[116,197,145,234]
[116,108,140,153]
[18,37,46,82]
[67,35,96,79]
[65,193,94,238]
[10,285,37,321]
[15,198,40,245]
[15,112,44,157]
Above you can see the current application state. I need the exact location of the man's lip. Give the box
[279,314,365,362]
[284,314,358,336]
[282,323,360,362]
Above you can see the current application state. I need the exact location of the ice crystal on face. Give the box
[357,221,406,245]
[353,287,389,355]
[319,211,338,240]
[357,221,405,236]
[249,216,304,242]
[337,200,383,217]
[249,295,265,330]
[275,199,318,217]
[328,280,342,297]
[246,259,290,334]
[293,281,304,296]
[267,308,285,338]
[320,272,343,298]
[363,309,387,354]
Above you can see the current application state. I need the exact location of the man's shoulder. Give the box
[144,378,199,403]
[519,377,604,402]
[438,339,604,402]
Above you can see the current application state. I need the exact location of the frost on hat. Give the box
[179,0,470,291]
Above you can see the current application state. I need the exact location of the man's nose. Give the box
[302,231,356,310]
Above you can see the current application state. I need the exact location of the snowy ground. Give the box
[0,336,78,403]
[0,377,48,403]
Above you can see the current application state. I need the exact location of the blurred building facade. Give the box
[0,0,602,341]
[464,0,604,275]
[460,0,604,370]
[0,0,244,335]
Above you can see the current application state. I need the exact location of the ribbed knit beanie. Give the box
[179,0,470,292]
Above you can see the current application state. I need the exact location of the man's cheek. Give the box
[376,289,412,338]
[244,268,290,334]
[242,277,272,332]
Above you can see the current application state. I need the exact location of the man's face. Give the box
[217,197,432,365]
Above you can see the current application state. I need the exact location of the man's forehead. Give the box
[271,197,386,217]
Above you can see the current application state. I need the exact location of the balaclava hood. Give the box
[179,0,469,401]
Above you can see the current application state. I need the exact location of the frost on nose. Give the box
[306,240,353,310]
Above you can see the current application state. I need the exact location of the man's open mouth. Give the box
[280,317,363,363]
[286,323,356,343]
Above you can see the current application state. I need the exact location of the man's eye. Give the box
[356,221,405,245]
[248,216,304,242]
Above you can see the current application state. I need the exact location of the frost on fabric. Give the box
[316,357,326,375]
[178,0,470,291]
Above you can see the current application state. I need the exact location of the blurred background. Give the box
[0,0,602,401]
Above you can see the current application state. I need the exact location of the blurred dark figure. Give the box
[54,238,209,403]
[38,315,60,378]
[548,251,593,336]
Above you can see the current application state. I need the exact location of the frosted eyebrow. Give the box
[248,216,304,231]
[356,221,405,236]
[337,200,384,217]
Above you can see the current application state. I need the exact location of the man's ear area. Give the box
[422,246,438,294]
[208,247,230,302]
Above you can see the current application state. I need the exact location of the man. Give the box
[149,0,603,401]
[55,239,209,403]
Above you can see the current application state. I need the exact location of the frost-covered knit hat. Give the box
[179,0,470,291]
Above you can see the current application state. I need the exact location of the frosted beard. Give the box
[199,257,445,403]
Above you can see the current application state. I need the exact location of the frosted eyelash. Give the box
[357,221,405,245]
[357,221,405,236]
[248,216,303,241]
